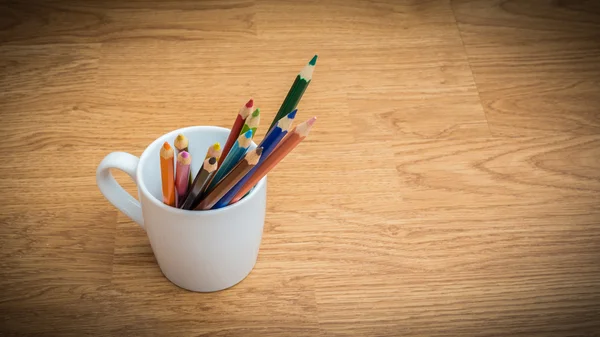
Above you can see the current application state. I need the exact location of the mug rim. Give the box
[136,125,266,215]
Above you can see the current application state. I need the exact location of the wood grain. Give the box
[452,0,600,136]
[1,0,600,336]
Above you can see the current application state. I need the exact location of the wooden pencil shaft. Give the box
[268,56,316,131]
[180,157,217,210]
[268,76,309,131]
[161,162,175,206]
[263,110,297,154]
[208,131,252,190]
[231,117,315,203]
[160,143,175,207]
[181,169,215,210]
[220,115,245,167]
[209,150,241,189]
[220,99,254,163]
[213,110,297,208]
[237,134,301,203]
[175,152,191,208]
[213,125,288,208]
[196,148,262,210]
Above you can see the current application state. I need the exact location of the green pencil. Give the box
[267,55,317,131]
[240,108,261,137]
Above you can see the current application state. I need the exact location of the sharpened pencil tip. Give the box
[174,134,188,150]
[288,109,297,119]
[256,147,263,156]
[208,157,216,165]
[246,98,254,108]
[160,141,174,158]
[309,55,318,66]
[178,151,192,165]
[213,142,221,150]
[307,116,317,126]
[251,108,260,117]
[244,129,253,138]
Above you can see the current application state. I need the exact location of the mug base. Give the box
[157,255,260,293]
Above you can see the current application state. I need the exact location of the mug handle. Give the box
[96,152,145,229]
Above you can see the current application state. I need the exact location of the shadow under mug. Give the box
[96,126,267,292]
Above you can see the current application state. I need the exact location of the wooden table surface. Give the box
[1,0,600,335]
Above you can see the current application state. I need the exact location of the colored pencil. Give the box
[174,134,192,186]
[267,55,317,132]
[213,109,297,208]
[180,156,218,210]
[240,108,260,137]
[205,142,222,161]
[174,134,189,153]
[230,117,316,204]
[159,142,176,207]
[195,148,263,210]
[175,151,192,207]
[219,99,254,168]
[207,129,253,190]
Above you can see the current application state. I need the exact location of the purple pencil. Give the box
[175,151,191,207]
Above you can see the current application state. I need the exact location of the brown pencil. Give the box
[195,147,263,210]
[180,156,218,210]
[159,142,175,207]
[230,117,316,204]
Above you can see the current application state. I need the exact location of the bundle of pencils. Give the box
[159,55,318,211]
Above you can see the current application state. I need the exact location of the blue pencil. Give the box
[206,129,253,192]
[212,109,298,208]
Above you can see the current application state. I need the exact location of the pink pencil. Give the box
[175,151,192,207]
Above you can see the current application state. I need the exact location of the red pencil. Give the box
[219,99,254,168]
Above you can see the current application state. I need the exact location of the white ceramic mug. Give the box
[96,126,267,292]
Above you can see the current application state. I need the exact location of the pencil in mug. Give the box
[230,116,316,204]
[205,142,222,162]
[195,147,263,210]
[181,141,220,207]
[213,109,297,208]
[175,151,191,208]
[219,99,254,168]
[240,108,260,136]
[267,55,317,132]
[159,142,176,207]
[206,129,253,191]
[180,156,218,210]
[174,134,192,186]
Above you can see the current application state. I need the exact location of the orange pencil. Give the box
[219,99,254,168]
[160,142,176,207]
[230,117,316,204]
